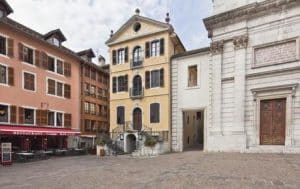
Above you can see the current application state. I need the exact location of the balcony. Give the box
[130,87,144,99]
[130,58,144,69]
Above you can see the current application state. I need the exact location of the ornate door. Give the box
[133,108,142,131]
[260,99,286,145]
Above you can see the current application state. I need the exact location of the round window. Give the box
[133,22,141,32]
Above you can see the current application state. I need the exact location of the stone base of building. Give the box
[206,134,247,152]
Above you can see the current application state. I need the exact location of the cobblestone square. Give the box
[0,151,299,189]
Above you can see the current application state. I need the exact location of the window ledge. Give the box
[46,93,66,99]
[0,83,9,87]
[22,62,36,68]
[185,86,200,90]
[23,88,37,93]
[0,54,9,59]
[46,70,66,78]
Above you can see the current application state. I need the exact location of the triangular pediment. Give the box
[106,15,173,45]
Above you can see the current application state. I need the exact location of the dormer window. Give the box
[47,37,60,47]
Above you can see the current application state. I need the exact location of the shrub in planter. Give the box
[144,135,157,147]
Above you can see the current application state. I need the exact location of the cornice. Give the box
[203,0,298,38]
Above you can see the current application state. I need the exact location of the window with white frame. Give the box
[117,49,125,64]
[90,103,96,115]
[84,102,89,114]
[48,111,64,127]
[56,82,63,97]
[0,104,8,123]
[47,55,64,75]
[0,64,7,84]
[23,46,34,65]
[0,35,6,55]
[151,40,160,57]
[24,108,35,125]
[47,78,64,97]
[23,72,35,91]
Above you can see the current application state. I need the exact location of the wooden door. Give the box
[260,99,286,145]
[133,108,142,131]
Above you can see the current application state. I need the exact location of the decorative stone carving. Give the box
[210,40,224,55]
[233,35,248,50]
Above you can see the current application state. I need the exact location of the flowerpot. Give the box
[96,145,105,157]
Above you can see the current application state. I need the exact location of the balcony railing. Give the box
[130,87,144,99]
[130,58,144,69]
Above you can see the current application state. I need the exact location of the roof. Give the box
[106,14,173,45]
[0,0,13,15]
[171,47,210,59]
[77,48,96,58]
[44,29,67,42]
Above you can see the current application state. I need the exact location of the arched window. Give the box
[132,75,142,96]
[132,46,142,67]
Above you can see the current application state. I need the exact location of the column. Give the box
[233,35,248,132]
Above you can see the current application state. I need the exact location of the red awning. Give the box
[0,125,80,136]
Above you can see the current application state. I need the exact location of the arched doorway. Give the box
[132,75,142,97]
[133,108,142,131]
[126,134,136,153]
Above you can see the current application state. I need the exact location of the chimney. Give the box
[98,55,106,66]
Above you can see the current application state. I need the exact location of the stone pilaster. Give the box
[210,40,224,135]
[233,35,248,133]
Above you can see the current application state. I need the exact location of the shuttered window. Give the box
[23,46,34,65]
[24,108,35,125]
[64,62,71,77]
[56,82,63,97]
[47,79,56,95]
[146,69,164,89]
[117,49,125,64]
[10,105,17,123]
[151,40,160,57]
[64,114,72,128]
[0,65,7,84]
[0,105,8,123]
[48,56,55,72]
[117,106,125,124]
[150,103,160,123]
[64,84,71,99]
[0,35,6,55]
[23,72,35,91]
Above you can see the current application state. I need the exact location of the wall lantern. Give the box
[138,133,143,140]
[120,134,124,140]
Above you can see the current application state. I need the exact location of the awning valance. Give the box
[0,125,80,136]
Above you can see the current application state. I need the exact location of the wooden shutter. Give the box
[18,107,24,124]
[64,114,72,128]
[160,38,165,55]
[7,38,14,58]
[18,43,23,61]
[35,50,40,67]
[160,68,164,87]
[48,79,55,95]
[112,50,117,65]
[8,67,14,86]
[64,62,72,77]
[64,84,71,99]
[124,47,128,63]
[36,109,42,126]
[145,71,150,89]
[41,52,48,69]
[10,105,17,123]
[112,77,117,93]
[41,110,48,125]
[124,75,128,91]
[145,42,150,58]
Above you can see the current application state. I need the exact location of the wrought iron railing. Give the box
[130,58,144,69]
[130,87,144,99]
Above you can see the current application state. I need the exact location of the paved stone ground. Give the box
[0,151,299,189]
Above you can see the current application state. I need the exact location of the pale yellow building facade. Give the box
[106,11,185,153]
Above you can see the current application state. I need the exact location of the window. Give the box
[84,119,91,132]
[91,69,96,80]
[56,113,63,127]
[84,102,89,114]
[117,106,125,124]
[0,35,6,55]
[112,75,128,93]
[117,49,125,64]
[47,79,56,95]
[90,103,96,115]
[84,66,90,77]
[150,70,160,88]
[0,10,4,18]
[0,105,8,123]
[56,82,63,97]
[23,46,34,65]
[133,46,142,66]
[48,56,55,72]
[0,65,7,84]
[90,85,96,97]
[57,60,64,75]
[188,65,198,87]
[84,83,90,95]
[23,72,35,91]
[52,38,59,46]
[48,111,55,126]
[48,111,64,127]
[150,103,160,123]
[24,108,34,125]
[151,40,160,57]
[97,88,103,99]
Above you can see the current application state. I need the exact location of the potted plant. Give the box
[144,135,158,156]
[95,133,111,157]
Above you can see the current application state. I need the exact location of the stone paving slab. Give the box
[0,152,299,189]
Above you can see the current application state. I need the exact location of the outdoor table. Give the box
[55,149,67,156]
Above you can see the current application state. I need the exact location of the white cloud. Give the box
[7,0,209,63]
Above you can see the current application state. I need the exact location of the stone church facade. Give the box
[172,0,300,153]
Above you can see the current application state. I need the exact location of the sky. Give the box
[7,0,212,63]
